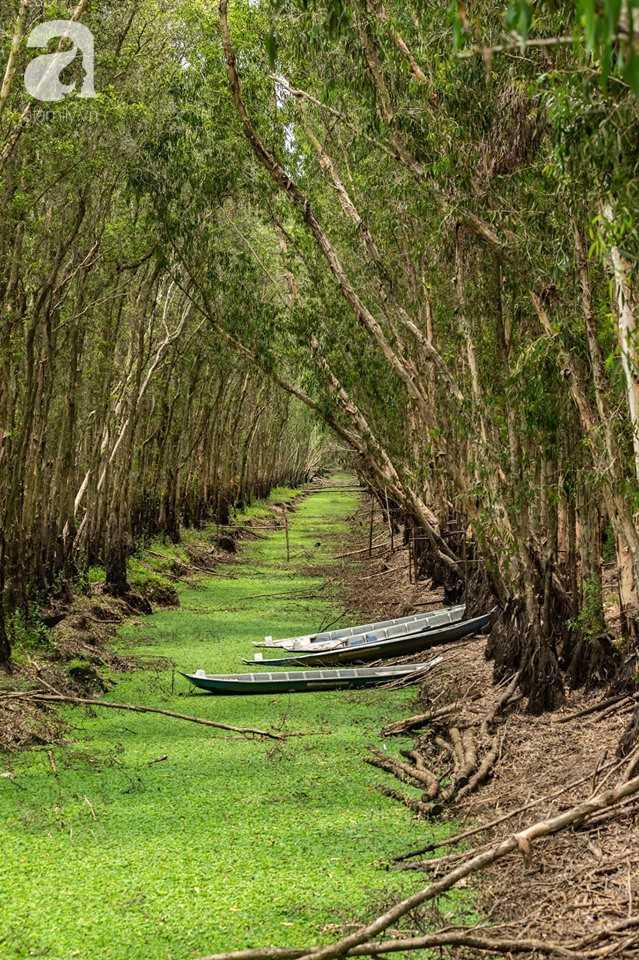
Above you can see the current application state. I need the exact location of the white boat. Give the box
[253,603,466,652]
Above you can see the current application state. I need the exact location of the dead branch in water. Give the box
[2,690,296,741]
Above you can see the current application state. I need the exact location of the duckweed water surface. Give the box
[0,487,464,959]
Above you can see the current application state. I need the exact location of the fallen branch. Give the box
[273,772,639,960]
[334,535,390,559]
[198,918,639,960]
[480,672,519,736]
[381,693,484,737]
[588,696,633,724]
[393,848,472,873]
[359,565,404,581]
[554,694,634,725]
[391,759,619,863]
[6,690,286,740]
[365,745,438,791]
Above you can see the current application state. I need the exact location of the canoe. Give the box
[253,605,467,655]
[182,659,441,695]
[245,609,495,668]
[254,603,467,650]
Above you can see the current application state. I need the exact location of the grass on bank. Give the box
[0,484,471,960]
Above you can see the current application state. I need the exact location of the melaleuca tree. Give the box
[0,0,323,663]
[155,0,639,709]
[4,0,639,726]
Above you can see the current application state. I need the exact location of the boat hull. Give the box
[255,603,466,649]
[182,662,433,695]
[245,610,495,668]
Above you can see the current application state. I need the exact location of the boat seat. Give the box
[386,623,410,639]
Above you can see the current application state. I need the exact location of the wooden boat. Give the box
[245,609,495,668]
[254,603,467,651]
[182,660,440,695]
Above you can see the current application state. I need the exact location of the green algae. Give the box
[0,486,470,960]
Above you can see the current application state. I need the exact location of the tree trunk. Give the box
[0,534,11,668]
[602,202,639,479]
[105,499,129,596]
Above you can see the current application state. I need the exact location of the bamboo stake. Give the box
[284,507,290,562]
[368,496,374,557]
[384,489,394,554]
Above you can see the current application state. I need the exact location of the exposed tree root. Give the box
[373,784,432,816]
[565,633,619,690]
[364,745,439,793]
[381,702,459,737]
[456,734,500,800]
[618,703,639,757]
[372,675,518,818]
[405,749,440,798]
[486,601,564,712]
[456,728,477,786]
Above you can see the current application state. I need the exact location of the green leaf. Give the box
[518,0,533,46]
[581,0,597,51]
[605,0,622,36]
[624,47,639,97]
[265,28,279,69]
[504,1,532,49]
[504,2,519,30]
[449,0,463,50]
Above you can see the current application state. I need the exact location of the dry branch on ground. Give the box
[199,772,639,960]
[0,690,296,740]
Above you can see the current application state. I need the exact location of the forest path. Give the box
[0,484,467,959]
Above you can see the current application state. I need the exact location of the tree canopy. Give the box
[2,0,639,705]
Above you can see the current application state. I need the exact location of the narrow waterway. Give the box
[0,486,463,959]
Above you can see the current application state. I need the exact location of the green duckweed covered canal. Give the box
[0,486,466,959]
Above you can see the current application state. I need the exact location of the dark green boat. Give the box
[182,661,436,695]
[244,609,495,668]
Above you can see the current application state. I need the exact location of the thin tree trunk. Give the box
[602,202,639,479]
